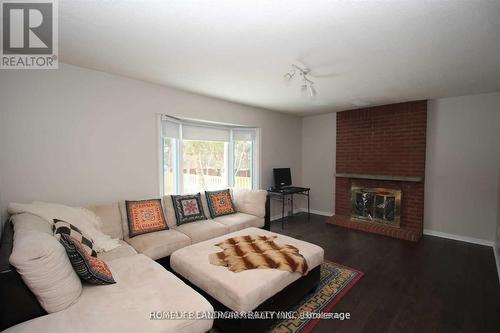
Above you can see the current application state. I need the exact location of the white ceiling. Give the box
[59,0,500,115]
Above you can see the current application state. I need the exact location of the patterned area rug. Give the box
[211,261,364,333]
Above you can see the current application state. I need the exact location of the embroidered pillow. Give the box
[59,234,115,285]
[125,199,168,238]
[53,219,97,257]
[171,193,207,225]
[205,189,236,218]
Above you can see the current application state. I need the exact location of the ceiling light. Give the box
[309,84,317,97]
[284,64,316,97]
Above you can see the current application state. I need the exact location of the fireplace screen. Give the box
[351,186,401,227]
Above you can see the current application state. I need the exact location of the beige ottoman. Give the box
[170,227,324,333]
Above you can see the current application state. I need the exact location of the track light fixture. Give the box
[284,64,316,97]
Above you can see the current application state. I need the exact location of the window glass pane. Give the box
[163,137,176,194]
[182,140,228,193]
[161,118,257,195]
[234,140,252,189]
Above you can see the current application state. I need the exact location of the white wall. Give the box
[0,177,4,227]
[300,113,336,215]
[0,110,5,228]
[0,64,302,221]
[496,121,500,279]
[425,93,500,242]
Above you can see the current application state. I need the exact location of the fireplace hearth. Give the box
[351,186,401,227]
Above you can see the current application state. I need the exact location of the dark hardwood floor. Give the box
[270,213,500,333]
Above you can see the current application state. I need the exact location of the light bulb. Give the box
[309,85,317,97]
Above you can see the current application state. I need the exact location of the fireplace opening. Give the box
[351,186,401,227]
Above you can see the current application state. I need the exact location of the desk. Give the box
[267,187,310,229]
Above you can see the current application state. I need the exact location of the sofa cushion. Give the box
[87,203,123,240]
[9,214,82,313]
[60,234,116,285]
[213,212,264,232]
[232,188,267,218]
[12,213,53,235]
[173,220,229,244]
[125,229,191,260]
[54,220,97,257]
[5,254,214,333]
[118,201,131,240]
[162,195,180,228]
[97,240,137,262]
[199,191,211,219]
[205,189,236,218]
[171,193,207,225]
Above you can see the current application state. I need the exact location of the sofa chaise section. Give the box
[5,254,214,333]
[1,212,213,333]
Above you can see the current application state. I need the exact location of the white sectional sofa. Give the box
[0,189,270,332]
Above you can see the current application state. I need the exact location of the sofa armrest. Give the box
[231,189,267,218]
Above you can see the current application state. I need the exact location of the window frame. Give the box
[159,115,259,195]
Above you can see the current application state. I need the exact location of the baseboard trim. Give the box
[423,229,494,247]
[270,214,282,222]
[270,208,333,221]
[297,208,333,217]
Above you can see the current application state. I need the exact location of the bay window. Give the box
[160,116,258,195]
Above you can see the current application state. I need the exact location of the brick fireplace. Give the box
[327,101,426,241]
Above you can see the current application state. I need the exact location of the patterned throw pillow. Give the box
[205,189,236,218]
[53,219,97,257]
[125,199,168,238]
[59,234,115,285]
[171,193,207,225]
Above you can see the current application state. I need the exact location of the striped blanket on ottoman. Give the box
[208,234,308,275]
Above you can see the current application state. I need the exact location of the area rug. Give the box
[211,261,364,333]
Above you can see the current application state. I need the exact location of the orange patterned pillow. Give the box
[205,189,236,218]
[126,199,168,237]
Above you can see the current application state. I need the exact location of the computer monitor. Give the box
[273,168,292,188]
